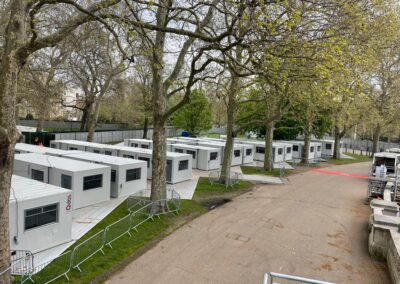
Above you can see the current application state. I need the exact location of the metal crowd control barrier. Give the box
[208,170,242,188]
[263,272,335,284]
[71,230,106,272]
[22,251,72,284]
[2,190,182,283]
[105,214,132,248]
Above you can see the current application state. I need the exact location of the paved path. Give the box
[107,163,390,284]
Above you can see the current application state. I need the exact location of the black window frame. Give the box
[286,147,291,154]
[138,157,151,168]
[111,170,116,182]
[325,143,332,150]
[317,146,321,151]
[246,149,252,156]
[178,160,189,171]
[293,145,299,152]
[141,144,149,149]
[69,147,78,150]
[278,148,283,155]
[31,169,44,182]
[93,150,100,154]
[210,152,218,160]
[104,150,112,156]
[310,146,315,153]
[126,168,141,181]
[174,148,184,153]
[24,203,59,231]
[187,150,196,159]
[61,174,72,189]
[256,147,265,154]
[234,150,241,157]
[83,174,103,190]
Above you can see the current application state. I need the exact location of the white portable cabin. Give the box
[239,141,285,163]
[13,153,111,209]
[124,138,153,149]
[116,146,192,183]
[9,175,72,253]
[386,148,400,154]
[170,144,221,170]
[59,152,147,198]
[15,143,78,157]
[275,142,293,161]
[284,141,322,160]
[196,141,244,166]
[371,152,400,177]
[50,140,89,151]
[240,144,254,164]
[314,139,342,157]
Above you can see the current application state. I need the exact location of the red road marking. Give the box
[311,168,368,180]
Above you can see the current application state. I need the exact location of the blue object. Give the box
[182,131,189,137]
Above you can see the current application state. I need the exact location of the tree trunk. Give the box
[264,121,274,171]
[302,120,312,163]
[0,1,27,281]
[333,125,341,159]
[372,123,381,154]
[142,116,149,139]
[86,101,101,142]
[220,74,239,185]
[36,116,44,132]
[80,108,88,131]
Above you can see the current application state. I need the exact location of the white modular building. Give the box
[275,142,293,161]
[117,146,192,183]
[13,153,111,209]
[124,138,153,149]
[9,175,72,253]
[314,139,342,157]
[240,141,285,163]
[196,141,244,166]
[285,141,322,160]
[240,144,254,164]
[170,143,221,170]
[59,152,147,198]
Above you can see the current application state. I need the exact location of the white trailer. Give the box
[240,141,284,163]
[275,142,293,161]
[9,175,72,253]
[13,153,111,209]
[59,152,147,198]
[196,141,244,166]
[170,144,221,170]
[314,139,342,157]
[117,146,192,183]
[124,138,153,149]
[284,141,322,160]
[240,144,254,164]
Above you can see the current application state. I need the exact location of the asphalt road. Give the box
[107,162,391,284]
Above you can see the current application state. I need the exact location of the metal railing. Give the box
[22,251,72,284]
[263,272,335,284]
[5,190,181,283]
[208,170,243,188]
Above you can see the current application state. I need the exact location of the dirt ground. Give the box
[106,162,391,284]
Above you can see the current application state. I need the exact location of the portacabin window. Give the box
[174,148,184,153]
[126,168,141,181]
[287,147,292,154]
[25,203,58,230]
[317,146,321,151]
[83,174,103,190]
[210,152,218,160]
[31,169,44,182]
[111,170,116,182]
[141,145,149,149]
[69,147,78,150]
[138,157,150,168]
[61,174,72,189]
[93,150,100,154]
[105,151,112,156]
[293,145,299,152]
[246,149,252,156]
[310,146,315,153]
[325,143,332,150]
[256,147,265,154]
[187,150,196,159]
[234,150,241,157]
[278,148,283,155]
[131,143,138,147]
[178,160,189,171]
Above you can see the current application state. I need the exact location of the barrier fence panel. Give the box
[263,272,335,284]
[130,202,154,232]
[127,196,152,212]
[71,230,106,272]
[22,251,72,284]
[104,214,132,248]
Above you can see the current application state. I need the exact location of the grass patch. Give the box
[206,132,221,138]
[27,199,206,284]
[240,166,290,177]
[328,153,372,165]
[193,177,253,201]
